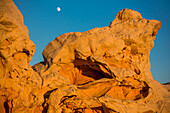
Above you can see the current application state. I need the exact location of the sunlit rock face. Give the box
[0,0,42,113]
[0,0,170,113]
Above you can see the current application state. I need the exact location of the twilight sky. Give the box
[13,0,170,83]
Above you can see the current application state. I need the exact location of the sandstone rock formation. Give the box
[0,0,170,113]
[0,0,42,113]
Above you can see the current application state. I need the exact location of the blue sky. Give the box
[13,0,170,83]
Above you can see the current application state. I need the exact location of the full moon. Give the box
[57,7,61,12]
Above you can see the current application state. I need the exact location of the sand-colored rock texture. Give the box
[0,0,170,113]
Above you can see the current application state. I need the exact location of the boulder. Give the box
[34,8,170,113]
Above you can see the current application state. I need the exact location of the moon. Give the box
[57,7,61,12]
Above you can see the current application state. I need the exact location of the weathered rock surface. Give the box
[0,0,170,113]
[0,0,43,112]
[163,82,170,92]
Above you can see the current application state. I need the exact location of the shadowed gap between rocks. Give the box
[73,59,113,83]
[3,100,11,113]
[42,88,58,113]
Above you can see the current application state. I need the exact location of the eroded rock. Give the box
[36,8,169,113]
[0,0,42,112]
[0,0,170,113]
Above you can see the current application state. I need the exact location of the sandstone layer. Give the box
[0,0,170,113]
